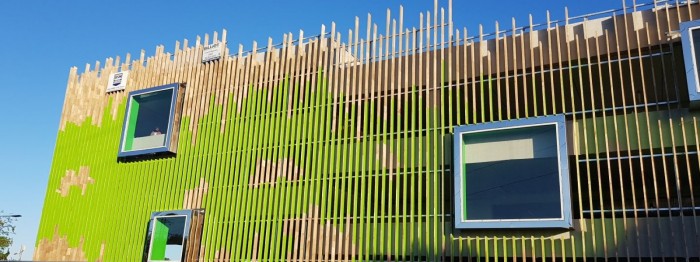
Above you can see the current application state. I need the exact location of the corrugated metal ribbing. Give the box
[36,0,700,261]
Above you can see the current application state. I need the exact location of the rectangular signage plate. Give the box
[107,71,129,93]
[202,42,223,63]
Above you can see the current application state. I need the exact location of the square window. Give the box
[144,209,204,262]
[681,20,700,105]
[118,83,185,158]
[453,115,572,229]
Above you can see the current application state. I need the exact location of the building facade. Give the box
[36,1,700,261]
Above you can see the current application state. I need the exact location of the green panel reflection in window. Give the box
[149,215,186,262]
[124,98,139,151]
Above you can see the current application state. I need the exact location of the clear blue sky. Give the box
[0,0,627,259]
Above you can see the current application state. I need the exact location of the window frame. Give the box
[118,83,182,158]
[680,20,700,104]
[452,115,573,229]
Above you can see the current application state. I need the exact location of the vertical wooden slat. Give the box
[657,119,679,257]
[668,118,691,258]
[528,15,539,117]
[521,16,529,118]
[288,31,304,262]
[401,16,413,262]
[546,11,555,115]
[495,21,502,121]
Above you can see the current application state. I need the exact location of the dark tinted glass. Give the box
[693,29,700,92]
[462,124,562,220]
[134,89,173,138]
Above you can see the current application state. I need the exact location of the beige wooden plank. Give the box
[554,21,564,113]
[192,35,215,259]
[503,22,510,120]
[470,26,476,123]
[621,3,650,256]
[284,33,298,261]
[367,19,380,262]
[345,25,359,262]
[693,117,700,240]
[292,32,312,262]
[417,10,426,258]
[597,30,621,258]
[293,31,310,261]
[638,23,661,257]
[308,27,323,262]
[613,11,643,258]
[573,33,599,258]
[325,25,338,262]
[229,43,248,261]
[528,15,535,117]
[668,118,691,258]
[258,34,276,262]
[439,6,448,260]
[657,120,679,257]
[462,28,468,124]
[478,24,485,122]
[409,26,418,262]
[495,21,501,121]
[546,11,555,115]
[398,21,410,260]
[520,16,527,118]
[583,28,609,259]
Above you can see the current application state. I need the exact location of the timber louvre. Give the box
[36,0,700,261]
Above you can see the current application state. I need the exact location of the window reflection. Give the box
[462,124,562,221]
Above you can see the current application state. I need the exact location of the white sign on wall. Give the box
[202,42,223,63]
[107,71,129,92]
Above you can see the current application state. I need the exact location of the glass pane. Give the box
[150,216,186,261]
[462,124,562,221]
[693,28,700,92]
[124,89,173,151]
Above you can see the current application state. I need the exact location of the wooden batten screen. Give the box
[36,0,700,261]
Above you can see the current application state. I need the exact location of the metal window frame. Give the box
[452,115,573,229]
[118,83,180,158]
[680,20,700,105]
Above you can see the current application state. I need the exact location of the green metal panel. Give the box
[150,219,168,261]
[124,98,139,151]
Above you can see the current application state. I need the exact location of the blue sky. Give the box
[0,0,626,259]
